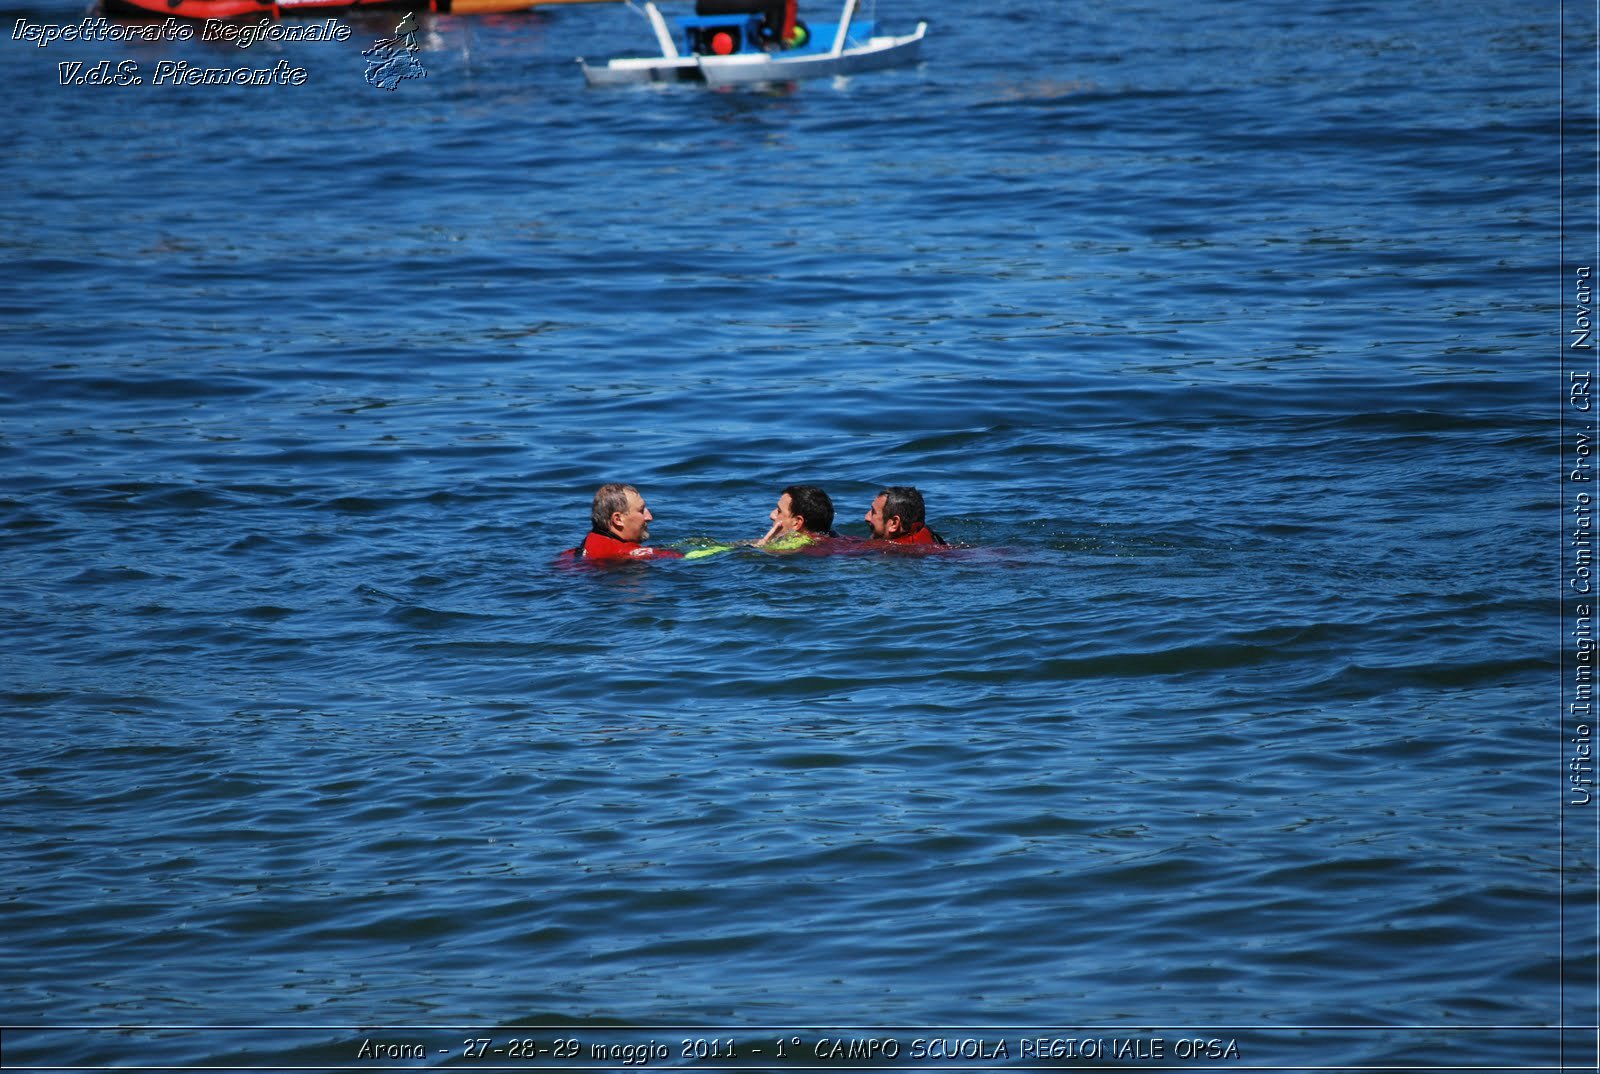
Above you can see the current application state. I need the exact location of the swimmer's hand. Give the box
[753,521,785,548]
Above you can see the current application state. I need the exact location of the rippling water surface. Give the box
[0,0,1578,1068]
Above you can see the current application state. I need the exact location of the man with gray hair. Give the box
[564,483,684,561]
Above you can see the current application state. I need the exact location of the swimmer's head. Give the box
[593,483,652,542]
[866,485,924,539]
[773,484,834,535]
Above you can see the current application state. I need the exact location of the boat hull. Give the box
[100,0,274,19]
[101,0,604,19]
[580,22,924,86]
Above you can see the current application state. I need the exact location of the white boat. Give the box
[578,0,925,87]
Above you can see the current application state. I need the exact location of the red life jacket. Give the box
[892,523,946,547]
[563,531,684,561]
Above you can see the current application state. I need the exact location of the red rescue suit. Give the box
[891,524,946,547]
[564,531,684,561]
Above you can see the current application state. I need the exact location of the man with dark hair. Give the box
[864,485,946,546]
[564,483,684,561]
[756,484,838,549]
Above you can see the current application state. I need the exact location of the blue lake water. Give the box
[0,0,1587,1069]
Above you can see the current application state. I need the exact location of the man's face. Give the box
[611,490,653,542]
[770,493,803,535]
[864,494,894,539]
